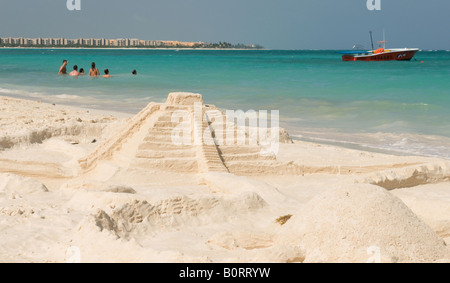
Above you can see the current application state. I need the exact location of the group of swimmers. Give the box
[58,60,137,78]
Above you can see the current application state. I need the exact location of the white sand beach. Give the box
[0,93,449,263]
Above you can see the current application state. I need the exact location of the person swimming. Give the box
[79,68,85,75]
[103,69,112,78]
[69,65,80,76]
[89,62,100,77]
[58,60,68,75]
[132,70,137,75]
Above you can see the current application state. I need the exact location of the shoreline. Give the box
[292,135,416,158]
[4,47,450,52]
[291,132,450,161]
[1,46,266,51]
[0,93,137,118]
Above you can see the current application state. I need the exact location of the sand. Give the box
[0,93,449,263]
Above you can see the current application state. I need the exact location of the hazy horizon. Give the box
[1,0,450,50]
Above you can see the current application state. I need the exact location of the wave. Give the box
[291,130,450,160]
[54,94,83,99]
[0,87,92,102]
[0,86,144,114]
[0,87,45,97]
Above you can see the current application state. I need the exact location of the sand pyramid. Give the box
[79,92,302,176]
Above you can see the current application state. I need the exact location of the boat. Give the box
[341,47,419,62]
[340,31,419,62]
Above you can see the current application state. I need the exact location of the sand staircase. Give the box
[132,99,229,173]
[79,92,302,176]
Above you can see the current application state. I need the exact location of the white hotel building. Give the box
[0,37,170,48]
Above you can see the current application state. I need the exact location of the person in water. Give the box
[89,62,100,77]
[103,69,112,78]
[132,70,137,75]
[79,68,85,75]
[69,65,80,76]
[58,60,68,75]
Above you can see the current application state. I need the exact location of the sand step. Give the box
[136,149,196,159]
[202,149,219,156]
[204,159,226,166]
[161,105,192,111]
[202,145,220,152]
[207,129,246,140]
[159,109,176,117]
[156,112,191,123]
[148,127,184,134]
[138,141,194,151]
[146,131,176,139]
[225,160,302,176]
[146,129,194,144]
[221,153,276,162]
[218,146,263,155]
[143,133,175,143]
[199,145,229,173]
[205,164,229,173]
[205,124,241,131]
[134,158,199,173]
[156,116,174,122]
[153,121,183,128]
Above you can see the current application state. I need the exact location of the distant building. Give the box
[0,36,258,49]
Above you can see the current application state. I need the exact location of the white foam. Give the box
[54,94,82,99]
[291,130,450,160]
[0,86,141,114]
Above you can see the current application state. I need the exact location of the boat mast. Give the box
[369,31,374,52]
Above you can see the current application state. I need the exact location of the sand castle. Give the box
[0,93,449,263]
[79,92,301,176]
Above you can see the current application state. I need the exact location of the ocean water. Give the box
[1,48,450,159]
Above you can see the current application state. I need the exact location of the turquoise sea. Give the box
[1,48,450,159]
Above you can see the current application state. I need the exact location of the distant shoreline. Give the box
[4,47,448,52]
[1,46,265,51]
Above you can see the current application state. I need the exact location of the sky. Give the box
[1,0,449,50]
